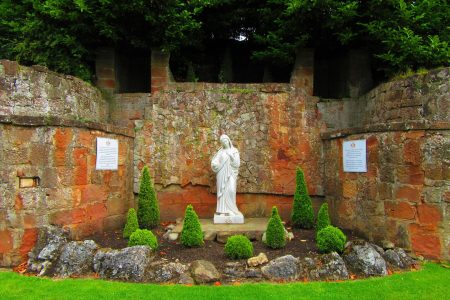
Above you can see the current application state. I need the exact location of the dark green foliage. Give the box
[316,203,331,232]
[224,235,254,259]
[1,1,447,82]
[137,166,160,229]
[291,167,314,229]
[316,226,346,254]
[123,208,139,239]
[265,206,286,249]
[180,204,204,247]
[128,229,158,250]
[0,0,201,81]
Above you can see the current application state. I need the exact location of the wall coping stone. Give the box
[321,120,450,140]
[0,115,135,138]
[162,82,293,93]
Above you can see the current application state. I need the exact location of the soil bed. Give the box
[87,226,359,274]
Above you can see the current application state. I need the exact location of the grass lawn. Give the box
[0,263,448,300]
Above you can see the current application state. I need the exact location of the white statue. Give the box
[211,134,244,224]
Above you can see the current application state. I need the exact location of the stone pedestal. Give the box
[213,213,244,224]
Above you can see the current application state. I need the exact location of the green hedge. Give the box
[316,226,346,253]
[265,206,286,249]
[123,208,139,238]
[224,235,254,259]
[316,203,331,232]
[128,229,158,250]
[180,204,204,247]
[291,167,314,229]
[137,166,160,229]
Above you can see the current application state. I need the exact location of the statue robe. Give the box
[211,147,241,215]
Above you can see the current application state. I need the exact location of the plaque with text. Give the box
[343,139,367,172]
[96,138,118,170]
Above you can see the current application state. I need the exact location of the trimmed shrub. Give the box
[128,229,158,250]
[291,167,314,229]
[316,226,346,254]
[224,235,253,259]
[123,208,139,238]
[316,203,331,232]
[265,206,286,249]
[180,204,204,247]
[137,166,160,229]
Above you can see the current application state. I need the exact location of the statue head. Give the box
[220,134,232,149]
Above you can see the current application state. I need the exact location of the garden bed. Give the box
[87,226,335,274]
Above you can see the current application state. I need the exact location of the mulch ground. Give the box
[87,225,359,273]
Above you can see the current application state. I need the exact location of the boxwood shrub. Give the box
[316,225,346,253]
[224,235,254,259]
[128,229,158,250]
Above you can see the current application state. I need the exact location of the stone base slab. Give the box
[172,218,269,242]
[213,213,244,224]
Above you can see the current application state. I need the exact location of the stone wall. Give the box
[321,68,450,260]
[0,60,109,123]
[0,117,134,266]
[318,68,449,131]
[124,83,324,219]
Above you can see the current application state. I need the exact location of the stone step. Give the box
[172,218,269,243]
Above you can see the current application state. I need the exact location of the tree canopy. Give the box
[1,0,448,81]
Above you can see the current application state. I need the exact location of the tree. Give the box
[265,206,286,249]
[316,203,331,232]
[180,204,204,247]
[291,167,314,229]
[137,166,160,229]
[123,208,139,238]
[0,0,201,81]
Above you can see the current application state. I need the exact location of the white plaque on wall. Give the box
[343,139,367,172]
[96,137,118,170]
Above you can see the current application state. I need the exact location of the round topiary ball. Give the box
[316,225,346,253]
[224,235,254,259]
[128,229,158,250]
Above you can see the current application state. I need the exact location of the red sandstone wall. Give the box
[323,126,449,260]
[0,118,134,266]
[125,83,324,220]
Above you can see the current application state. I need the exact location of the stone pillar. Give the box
[347,49,373,98]
[95,47,117,94]
[151,49,171,93]
[290,49,314,95]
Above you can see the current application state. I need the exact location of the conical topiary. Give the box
[291,167,314,229]
[137,166,160,229]
[316,203,331,232]
[264,206,286,249]
[123,208,139,238]
[180,204,204,247]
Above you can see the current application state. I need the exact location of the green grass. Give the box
[0,263,448,300]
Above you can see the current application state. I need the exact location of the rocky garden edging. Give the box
[26,225,416,284]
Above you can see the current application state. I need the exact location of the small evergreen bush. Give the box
[180,204,204,247]
[128,229,158,250]
[137,166,160,229]
[123,208,139,238]
[316,203,331,232]
[224,235,253,259]
[316,226,346,253]
[264,206,286,249]
[291,167,314,229]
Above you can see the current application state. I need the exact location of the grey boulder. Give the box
[261,255,299,281]
[343,242,388,276]
[383,248,414,269]
[93,246,153,282]
[189,260,221,283]
[307,252,349,281]
[55,240,98,277]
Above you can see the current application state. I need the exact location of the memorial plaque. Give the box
[96,137,118,170]
[343,139,367,172]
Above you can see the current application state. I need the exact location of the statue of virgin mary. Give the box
[211,134,244,223]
